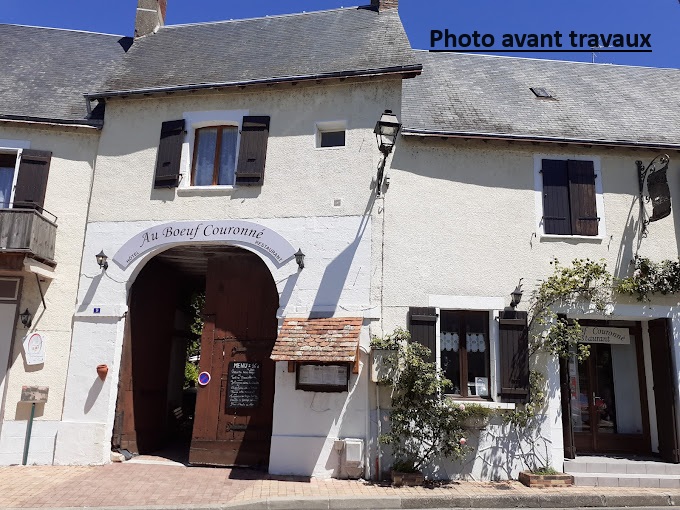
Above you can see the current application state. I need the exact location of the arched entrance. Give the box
[112,244,279,468]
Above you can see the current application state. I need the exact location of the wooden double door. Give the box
[189,254,279,468]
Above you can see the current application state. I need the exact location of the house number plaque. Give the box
[227,361,260,408]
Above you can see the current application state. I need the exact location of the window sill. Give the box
[177,185,236,196]
[314,146,346,151]
[540,234,604,244]
[447,398,515,410]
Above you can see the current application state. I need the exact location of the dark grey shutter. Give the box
[568,160,598,236]
[236,116,270,186]
[154,119,185,188]
[498,311,529,401]
[559,357,576,459]
[648,318,680,463]
[408,307,437,363]
[542,159,571,235]
[14,149,52,211]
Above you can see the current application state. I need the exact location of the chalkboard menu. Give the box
[227,361,261,408]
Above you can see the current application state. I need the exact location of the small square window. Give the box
[320,130,345,148]
[316,121,346,148]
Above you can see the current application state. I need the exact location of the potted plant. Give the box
[378,329,472,485]
[390,458,424,487]
[369,328,405,383]
[459,403,496,430]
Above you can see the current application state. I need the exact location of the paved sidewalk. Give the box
[1,463,680,509]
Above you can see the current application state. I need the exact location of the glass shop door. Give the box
[570,324,651,455]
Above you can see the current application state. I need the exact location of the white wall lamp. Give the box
[295,249,305,270]
[19,308,32,328]
[374,109,402,196]
[96,250,109,271]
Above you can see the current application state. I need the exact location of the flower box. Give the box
[391,470,424,487]
[518,471,573,488]
[371,348,397,383]
[462,414,491,429]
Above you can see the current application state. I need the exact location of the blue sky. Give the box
[4,0,679,69]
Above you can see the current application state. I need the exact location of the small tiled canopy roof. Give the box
[271,318,363,362]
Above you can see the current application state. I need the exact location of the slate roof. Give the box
[89,7,420,98]
[402,51,680,148]
[271,318,363,362]
[0,25,128,126]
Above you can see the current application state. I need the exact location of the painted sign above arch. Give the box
[112,220,296,269]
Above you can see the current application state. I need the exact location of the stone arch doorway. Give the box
[112,244,279,468]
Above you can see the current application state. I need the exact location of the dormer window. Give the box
[191,126,238,186]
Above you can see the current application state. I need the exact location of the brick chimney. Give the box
[371,0,398,11]
[134,0,167,38]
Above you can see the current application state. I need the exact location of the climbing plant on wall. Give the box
[616,255,680,301]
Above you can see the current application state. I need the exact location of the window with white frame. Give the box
[534,155,605,238]
[315,120,346,148]
[409,302,529,403]
[152,111,271,189]
[0,141,52,214]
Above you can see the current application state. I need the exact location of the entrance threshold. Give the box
[564,455,680,487]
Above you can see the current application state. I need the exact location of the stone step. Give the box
[572,472,680,488]
[564,458,680,475]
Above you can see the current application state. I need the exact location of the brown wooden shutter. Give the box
[568,160,598,236]
[154,119,185,188]
[542,159,571,235]
[14,149,52,211]
[559,357,576,459]
[408,307,437,364]
[648,318,680,463]
[498,311,529,401]
[235,116,270,186]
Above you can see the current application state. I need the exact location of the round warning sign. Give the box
[198,371,211,386]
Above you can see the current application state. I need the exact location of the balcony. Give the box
[0,209,57,266]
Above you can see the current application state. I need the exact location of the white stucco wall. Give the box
[56,78,401,473]
[379,137,680,479]
[0,125,99,465]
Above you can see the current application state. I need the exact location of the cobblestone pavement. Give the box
[0,463,679,508]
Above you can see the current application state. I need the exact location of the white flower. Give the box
[458,403,465,411]
[634,269,642,278]
[459,437,467,445]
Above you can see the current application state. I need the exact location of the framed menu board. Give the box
[296,363,349,392]
[227,361,261,408]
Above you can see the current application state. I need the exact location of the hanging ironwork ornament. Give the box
[637,154,671,238]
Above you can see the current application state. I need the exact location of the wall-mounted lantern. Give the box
[19,308,33,328]
[374,110,402,196]
[295,249,305,270]
[374,109,402,156]
[96,250,109,271]
[510,279,524,309]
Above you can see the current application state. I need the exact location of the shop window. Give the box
[540,158,600,236]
